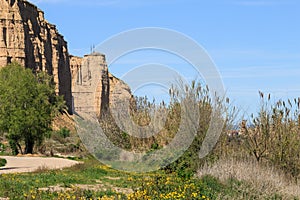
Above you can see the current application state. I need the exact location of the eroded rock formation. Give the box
[70,53,132,117]
[0,0,132,117]
[0,0,72,113]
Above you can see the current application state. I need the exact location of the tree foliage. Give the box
[0,63,66,155]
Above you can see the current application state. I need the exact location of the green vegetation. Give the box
[97,81,300,198]
[0,63,66,155]
[0,158,6,167]
[0,142,6,154]
[241,92,300,178]
[55,127,71,139]
[0,63,300,199]
[100,80,231,177]
[0,157,291,199]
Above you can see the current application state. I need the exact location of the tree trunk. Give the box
[9,140,19,155]
[17,142,24,155]
[25,139,34,154]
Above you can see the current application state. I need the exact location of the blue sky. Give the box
[29,0,300,117]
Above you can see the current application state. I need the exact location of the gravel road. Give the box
[0,156,80,174]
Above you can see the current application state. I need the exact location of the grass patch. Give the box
[0,157,294,199]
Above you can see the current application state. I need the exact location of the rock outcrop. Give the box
[108,72,132,107]
[0,0,132,117]
[70,53,132,117]
[0,0,72,113]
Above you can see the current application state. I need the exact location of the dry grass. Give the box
[197,157,300,198]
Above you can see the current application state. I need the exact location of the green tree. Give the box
[0,63,66,155]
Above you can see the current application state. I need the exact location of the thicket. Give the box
[99,80,233,177]
[240,92,300,179]
[100,80,300,181]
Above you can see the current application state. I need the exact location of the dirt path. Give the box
[0,156,80,174]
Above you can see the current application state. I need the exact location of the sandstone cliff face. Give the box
[0,0,131,117]
[0,0,72,113]
[71,53,109,117]
[70,53,132,117]
[108,73,132,107]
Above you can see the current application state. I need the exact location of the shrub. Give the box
[163,80,232,177]
[0,142,6,153]
[0,158,6,167]
[56,127,71,139]
[241,92,300,178]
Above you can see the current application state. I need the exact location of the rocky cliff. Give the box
[0,0,72,113]
[70,53,132,117]
[0,0,132,117]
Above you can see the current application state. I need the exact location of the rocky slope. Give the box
[0,0,72,113]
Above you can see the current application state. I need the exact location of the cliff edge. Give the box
[0,0,72,113]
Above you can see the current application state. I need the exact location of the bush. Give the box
[56,127,71,139]
[51,127,71,144]
[99,80,232,176]
[0,158,6,167]
[241,93,300,178]
[0,142,5,153]
[163,80,232,177]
